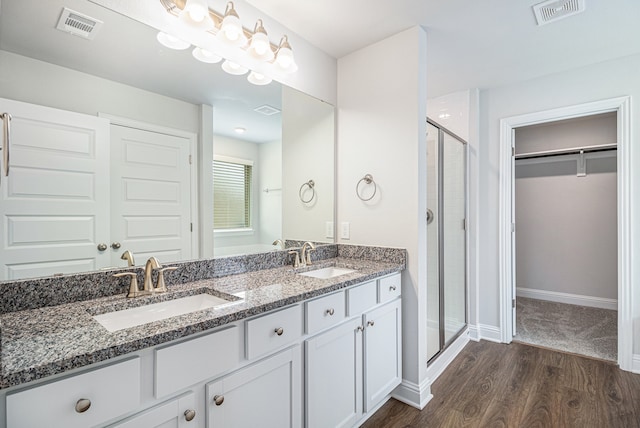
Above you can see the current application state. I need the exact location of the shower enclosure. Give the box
[426,118,468,363]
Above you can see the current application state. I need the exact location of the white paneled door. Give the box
[0,98,110,280]
[110,125,192,265]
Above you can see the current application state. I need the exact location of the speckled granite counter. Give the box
[0,256,403,390]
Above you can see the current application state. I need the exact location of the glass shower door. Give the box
[426,119,467,363]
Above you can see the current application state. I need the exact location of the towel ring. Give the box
[356,174,377,201]
[299,179,315,203]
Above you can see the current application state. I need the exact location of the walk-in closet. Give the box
[513,112,618,361]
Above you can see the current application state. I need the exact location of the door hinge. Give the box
[462,218,466,230]
[511,222,515,233]
[190,222,193,232]
[512,147,515,157]
[512,299,516,308]
[188,155,192,165]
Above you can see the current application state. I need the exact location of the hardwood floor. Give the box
[362,341,640,428]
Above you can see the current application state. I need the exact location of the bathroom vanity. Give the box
[0,248,404,428]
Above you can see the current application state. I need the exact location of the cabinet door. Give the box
[363,299,402,412]
[206,346,301,428]
[0,97,110,280]
[305,318,363,428]
[108,392,196,428]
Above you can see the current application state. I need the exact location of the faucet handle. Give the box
[288,250,301,268]
[155,267,177,293]
[114,272,143,298]
[304,247,315,265]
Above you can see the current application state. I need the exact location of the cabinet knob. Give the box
[274,327,284,336]
[184,409,196,421]
[356,326,364,332]
[367,320,375,327]
[111,242,121,250]
[326,308,335,316]
[213,395,225,406]
[97,243,108,252]
[75,398,91,413]
[389,285,397,291]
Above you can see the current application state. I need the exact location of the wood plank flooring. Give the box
[362,341,640,428]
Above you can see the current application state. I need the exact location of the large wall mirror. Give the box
[0,0,335,281]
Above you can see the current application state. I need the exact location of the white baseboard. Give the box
[468,325,480,341]
[426,330,469,384]
[633,354,640,374]
[478,324,502,343]
[392,378,432,410]
[516,287,617,310]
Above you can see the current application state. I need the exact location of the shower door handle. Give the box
[0,112,10,182]
[426,209,434,225]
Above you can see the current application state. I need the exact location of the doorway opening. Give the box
[512,113,617,361]
[498,96,632,370]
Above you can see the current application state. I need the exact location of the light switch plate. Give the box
[325,221,334,239]
[341,222,350,240]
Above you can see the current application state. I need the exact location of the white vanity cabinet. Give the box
[107,391,197,428]
[305,274,402,428]
[206,346,301,428]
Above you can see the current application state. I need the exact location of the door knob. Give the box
[75,398,91,413]
[111,242,121,249]
[274,327,284,336]
[184,409,196,421]
[213,395,224,406]
[97,243,107,251]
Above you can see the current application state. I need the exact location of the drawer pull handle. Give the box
[75,398,91,413]
[213,395,225,406]
[367,320,375,327]
[184,409,196,421]
[275,327,284,336]
[356,325,364,332]
[389,285,397,291]
[326,308,335,316]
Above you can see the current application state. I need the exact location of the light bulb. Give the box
[179,0,214,30]
[217,2,247,47]
[274,36,298,73]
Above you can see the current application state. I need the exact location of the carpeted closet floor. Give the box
[513,297,617,362]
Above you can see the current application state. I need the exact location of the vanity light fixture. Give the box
[248,19,274,61]
[221,60,248,75]
[247,71,272,85]
[157,31,191,50]
[217,2,247,48]
[179,0,214,30]
[158,0,298,84]
[193,46,222,63]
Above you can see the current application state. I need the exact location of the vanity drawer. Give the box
[306,291,346,335]
[378,273,402,303]
[6,357,141,428]
[347,281,377,315]
[155,325,241,398]
[246,305,302,360]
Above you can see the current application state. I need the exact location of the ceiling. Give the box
[247,0,640,97]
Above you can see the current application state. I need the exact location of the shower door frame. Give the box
[427,118,469,365]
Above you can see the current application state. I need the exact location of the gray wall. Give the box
[515,115,617,300]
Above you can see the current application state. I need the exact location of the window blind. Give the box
[213,160,252,229]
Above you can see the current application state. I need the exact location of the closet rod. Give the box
[515,143,617,160]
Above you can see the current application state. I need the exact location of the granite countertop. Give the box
[0,257,403,390]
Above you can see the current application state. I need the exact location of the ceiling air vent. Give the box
[533,0,585,26]
[56,7,103,40]
[254,105,281,116]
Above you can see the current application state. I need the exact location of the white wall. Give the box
[282,86,335,243]
[0,50,199,132]
[337,26,429,405]
[259,140,283,244]
[478,53,640,353]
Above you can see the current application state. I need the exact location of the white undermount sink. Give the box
[298,266,356,279]
[93,293,240,332]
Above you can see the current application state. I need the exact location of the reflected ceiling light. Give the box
[221,60,248,75]
[274,36,298,73]
[234,127,246,134]
[192,47,222,63]
[217,2,247,48]
[156,31,190,50]
[247,71,272,86]
[248,19,274,61]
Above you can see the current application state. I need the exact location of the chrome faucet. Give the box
[301,242,316,266]
[143,256,162,292]
[120,250,135,267]
[272,239,285,250]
